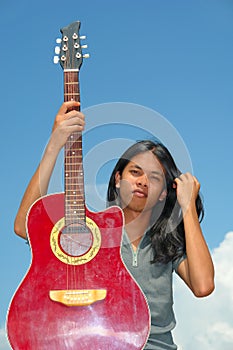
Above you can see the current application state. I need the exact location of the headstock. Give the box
[54,21,89,71]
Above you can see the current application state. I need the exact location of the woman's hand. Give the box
[50,101,85,152]
[173,172,200,212]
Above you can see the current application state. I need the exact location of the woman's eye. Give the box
[150,176,160,182]
[131,170,139,175]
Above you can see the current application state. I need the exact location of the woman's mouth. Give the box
[132,190,147,198]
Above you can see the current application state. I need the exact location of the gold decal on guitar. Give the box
[50,217,101,265]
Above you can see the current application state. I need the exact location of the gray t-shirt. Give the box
[121,229,186,350]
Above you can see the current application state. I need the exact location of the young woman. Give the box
[107,139,215,349]
[14,101,214,349]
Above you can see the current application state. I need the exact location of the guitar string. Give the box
[69,70,77,293]
[65,71,70,292]
[65,71,74,293]
[69,69,82,294]
[74,69,80,293]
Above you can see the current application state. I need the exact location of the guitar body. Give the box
[7,193,150,349]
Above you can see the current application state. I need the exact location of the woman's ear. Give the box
[115,171,121,188]
[159,189,167,202]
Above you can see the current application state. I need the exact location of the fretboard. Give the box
[64,71,85,226]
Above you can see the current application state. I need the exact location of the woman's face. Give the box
[115,151,167,215]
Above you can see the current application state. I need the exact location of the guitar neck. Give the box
[64,70,85,226]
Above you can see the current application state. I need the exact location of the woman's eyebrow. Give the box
[128,164,142,169]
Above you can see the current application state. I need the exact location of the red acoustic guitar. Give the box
[7,21,150,349]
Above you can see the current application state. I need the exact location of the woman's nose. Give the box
[136,174,148,187]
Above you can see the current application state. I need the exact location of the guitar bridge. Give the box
[49,289,107,307]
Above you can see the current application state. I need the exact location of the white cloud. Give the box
[173,231,233,349]
[0,327,11,349]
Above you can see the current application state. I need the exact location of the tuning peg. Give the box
[83,53,90,58]
[81,44,88,49]
[56,38,62,44]
[55,46,61,54]
[53,56,60,64]
[80,35,86,40]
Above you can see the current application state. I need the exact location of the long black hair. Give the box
[107,140,204,264]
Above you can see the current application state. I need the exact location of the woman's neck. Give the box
[123,208,152,249]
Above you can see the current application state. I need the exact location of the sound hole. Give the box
[60,222,93,257]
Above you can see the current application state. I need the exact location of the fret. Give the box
[64,93,80,96]
[65,180,84,184]
[65,209,86,213]
[65,209,85,212]
[65,190,84,194]
[66,208,85,212]
[65,163,83,167]
[65,191,83,193]
[65,81,79,85]
[66,209,85,213]
[66,198,85,202]
[65,172,84,175]
[65,160,82,163]
[65,155,82,160]
[65,173,84,177]
[66,213,84,218]
[66,196,84,200]
[65,194,84,197]
[65,186,84,190]
[65,156,83,160]
[65,159,83,163]
[65,147,82,150]
[65,189,84,192]
[65,205,83,213]
[65,211,86,216]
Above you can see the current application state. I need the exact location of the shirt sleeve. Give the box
[172,253,187,273]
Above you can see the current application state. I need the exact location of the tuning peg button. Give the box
[81,44,88,49]
[83,53,90,58]
[53,56,60,64]
[80,35,86,40]
[56,38,62,44]
[55,46,60,54]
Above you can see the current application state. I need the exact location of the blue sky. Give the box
[1,0,233,348]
